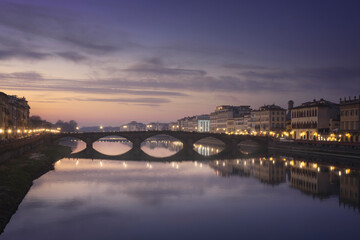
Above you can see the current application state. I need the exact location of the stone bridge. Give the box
[52,131,269,161]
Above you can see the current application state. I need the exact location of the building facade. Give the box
[253,104,286,133]
[340,96,360,142]
[291,99,339,140]
[210,105,251,133]
[178,115,210,132]
[120,121,146,131]
[226,114,251,134]
[168,122,180,131]
[146,122,169,131]
[0,92,30,139]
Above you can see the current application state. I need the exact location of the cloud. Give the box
[0,71,187,98]
[0,2,127,54]
[125,57,206,76]
[0,49,51,60]
[1,64,359,102]
[75,97,171,104]
[55,51,88,62]
[222,63,268,70]
[238,66,360,91]
[0,71,43,81]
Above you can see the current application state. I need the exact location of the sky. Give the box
[0,0,359,126]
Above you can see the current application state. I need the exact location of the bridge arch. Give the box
[140,133,183,158]
[93,135,133,156]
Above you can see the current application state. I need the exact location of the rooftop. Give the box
[292,98,338,109]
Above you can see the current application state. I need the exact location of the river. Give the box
[1,139,360,240]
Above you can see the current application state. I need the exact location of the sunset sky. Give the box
[0,0,359,126]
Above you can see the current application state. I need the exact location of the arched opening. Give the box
[193,137,225,156]
[141,134,183,158]
[56,137,86,153]
[93,135,133,156]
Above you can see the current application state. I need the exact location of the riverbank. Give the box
[269,141,360,159]
[0,144,71,234]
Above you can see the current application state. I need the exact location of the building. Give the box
[226,114,251,134]
[178,116,197,132]
[291,99,339,140]
[340,96,360,142]
[252,104,286,133]
[120,121,146,131]
[0,92,9,139]
[168,122,179,131]
[210,105,251,133]
[178,115,210,132]
[146,122,169,131]
[197,115,210,132]
[0,92,30,139]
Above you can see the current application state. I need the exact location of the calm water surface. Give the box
[1,140,360,240]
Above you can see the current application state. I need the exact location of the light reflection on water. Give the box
[1,141,360,240]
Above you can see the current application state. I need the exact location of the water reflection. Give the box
[93,136,132,155]
[141,139,183,157]
[193,137,225,156]
[2,141,360,239]
[209,158,360,210]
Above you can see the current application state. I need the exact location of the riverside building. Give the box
[340,96,360,142]
[0,92,30,139]
[178,115,210,132]
[252,104,286,133]
[210,105,251,133]
[291,99,339,140]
